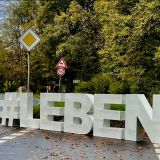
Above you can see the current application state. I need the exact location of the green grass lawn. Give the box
[111,104,125,111]
[33,93,40,99]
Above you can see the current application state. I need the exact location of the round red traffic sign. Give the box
[57,68,65,76]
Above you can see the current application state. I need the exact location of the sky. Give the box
[0,0,14,20]
[0,1,8,20]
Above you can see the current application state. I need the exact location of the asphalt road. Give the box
[0,126,159,160]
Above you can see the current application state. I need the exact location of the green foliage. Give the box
[3,81,19,92]
[94,0,160,96]
[109,81,129,94]
[33,93,40,99]
[75,81,94,93]
[44,1,102,83]
[75,74,109,94]
[0,0,160,97]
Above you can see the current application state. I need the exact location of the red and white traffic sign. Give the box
[56,57,67,69]
[57,68,65,76]
[56,57,67,77]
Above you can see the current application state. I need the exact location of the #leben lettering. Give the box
[0,93,160,143]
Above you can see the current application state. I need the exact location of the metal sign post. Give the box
[19,28,40,92]
[58,76,62,93]
[27,51,30,92]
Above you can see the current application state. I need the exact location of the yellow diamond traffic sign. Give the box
[23,33,36,47]
[19,28,40,51]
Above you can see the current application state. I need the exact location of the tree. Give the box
[94,0,160,96]
[1,0,160,96]
[43,1,103,91]
[0,0,45,92]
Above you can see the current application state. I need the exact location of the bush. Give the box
[74,73,132,94]
[3,81,19,92]
[75,74,110,94]
[75,81,94,94]
[91,74,109,93]
[109,81,129,94]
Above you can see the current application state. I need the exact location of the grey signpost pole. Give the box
[27,51,30,92]
[58,76,61,93]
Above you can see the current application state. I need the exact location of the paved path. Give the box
[0,126,159,160]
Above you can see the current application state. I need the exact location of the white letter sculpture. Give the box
[20,93,40,128]
[40,93,65,131]
[0,98,4,124]
[125,94,160,143]
[0,92,160,143]
[94,94,125,139]
[1,92,20,126]
[64,94,94,134]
